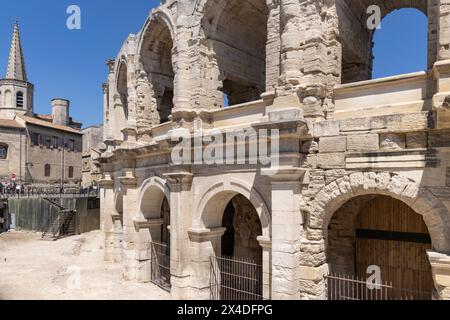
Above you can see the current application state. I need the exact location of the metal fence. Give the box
[326,273,432,300]
[210,255,263,301]
[0,189,99,199]
[151,242,171,292]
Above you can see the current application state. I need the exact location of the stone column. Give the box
[438,0,450,61]
[112,212,123,263]
[105,60,118,151]
[278,0,338,119]
[173,15,192,112]
[134,219,164,283]
[120,169,139,281]
[279,0,303,86]
[258,236,272,300]
[428,251,450,300]
[188,228,226,300]
[165,172,193,299]
[99,174,114,262]
[263,168,304,300]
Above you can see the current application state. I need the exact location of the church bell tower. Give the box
[0,21,34,119]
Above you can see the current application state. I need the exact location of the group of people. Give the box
[0,181,99,197]
[0,181,23,196]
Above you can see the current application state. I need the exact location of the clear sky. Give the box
[0,3,428,128]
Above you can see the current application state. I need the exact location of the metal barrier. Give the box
[210,255,263,301]
[325,273,432,300]
[151,242,171,292]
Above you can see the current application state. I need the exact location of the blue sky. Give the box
[0,3,428,127]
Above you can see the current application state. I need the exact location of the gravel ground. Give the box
[0,230,171,300]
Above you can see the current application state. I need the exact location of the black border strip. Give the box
[356,229,431,244]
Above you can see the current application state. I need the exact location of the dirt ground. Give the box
[0,230,171,300]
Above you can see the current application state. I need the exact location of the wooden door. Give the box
[355,196,433,299]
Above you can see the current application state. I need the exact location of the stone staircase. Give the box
[41,198,76,241]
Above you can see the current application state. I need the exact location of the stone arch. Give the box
[196,0,270,107]
[138,176,171,220]
[136,9,176,126]
[116,60,129,120]
[195,177,271,239]
[337,0,433,83]
[306,172,450,253]
[136,9,177,57]
[4,90,12,108]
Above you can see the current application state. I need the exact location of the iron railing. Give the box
[151,242,171,292]
[0,189,99,199]
[325,273,432,300]
[210,255,263,301]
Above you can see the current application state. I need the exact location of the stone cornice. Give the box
[188,228,226,242]
[134,218,164,231]
[261,167,307,182]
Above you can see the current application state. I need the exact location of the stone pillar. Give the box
[279,0,303,86]
[165,172,193,299]
[99,174,114,262]
[172,15,192,112]
[134,219,164,283]
[258,236,272,300]
[188,228,226,300]
[120,169,139,281]
[112,212,123,263]
[278,0,338,119]
[438,0,450,61]
[264,168,304,300]
[428,251,450,300]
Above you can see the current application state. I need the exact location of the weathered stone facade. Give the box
[100,0,450,300]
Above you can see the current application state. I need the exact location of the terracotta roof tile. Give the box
[18,115,82,135]
[0,118,24,129]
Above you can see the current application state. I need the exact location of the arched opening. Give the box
[326,195,434,300]
[221,195,262,263]
[16,92,24,108]
[201,0,269,107]
[44,164,51,177]
[140,16,175,124]
[4,90,12,108]
[116,62,129,125]
[372,9,427,79]
[68,166,74,179]
[140,185,171,289]
[338,1,430,84]
[203,191,265,300]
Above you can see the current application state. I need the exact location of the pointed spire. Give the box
[5,20,27,81]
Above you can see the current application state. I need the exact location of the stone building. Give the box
[0,22,83,186]
[82,125,104,188]
[99,0,450,300]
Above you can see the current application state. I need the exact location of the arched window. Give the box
[140,17,175,124]
[372,9,427,79]
[0,144,8,160]
[68,166,74,179]
[16,92,24,108]
[339,1,430,84]
[201,0,269,107]
[4,90,12,108]
[44,164,51,177]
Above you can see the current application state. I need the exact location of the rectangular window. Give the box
[45,136,51,149]
[68,139,75,152]
[31,133,39,146]
[0,145,7,159]
[53,136,59,149]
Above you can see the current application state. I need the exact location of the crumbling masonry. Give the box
[100,0,450,299]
